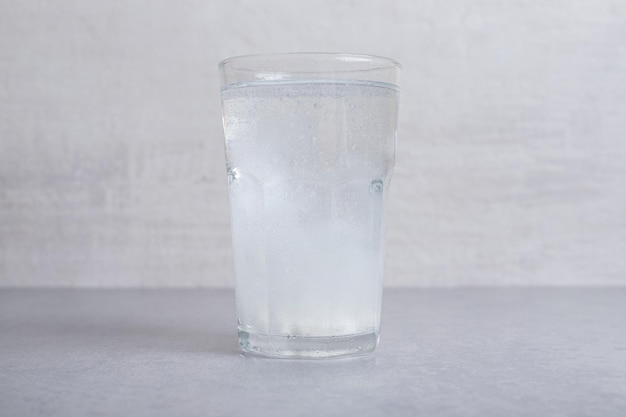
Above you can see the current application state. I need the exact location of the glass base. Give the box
[238,329,379,359]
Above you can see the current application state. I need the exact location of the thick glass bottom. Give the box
[238,329,379,359]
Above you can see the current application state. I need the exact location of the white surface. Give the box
[1,288,625,416]
[1,1,625,287]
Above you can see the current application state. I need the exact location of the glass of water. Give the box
[219,53,400,358]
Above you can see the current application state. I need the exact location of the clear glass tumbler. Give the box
[219,53,400,358]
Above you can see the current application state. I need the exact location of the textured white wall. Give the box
[1,0,625,287]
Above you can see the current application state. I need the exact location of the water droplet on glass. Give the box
[227,166,240,186]
[369,179,383,193]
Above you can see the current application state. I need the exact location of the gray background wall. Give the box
[1,0,625,287]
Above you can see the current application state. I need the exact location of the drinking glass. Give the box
[219,53,400,358]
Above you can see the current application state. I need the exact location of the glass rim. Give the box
[218,52,402,71]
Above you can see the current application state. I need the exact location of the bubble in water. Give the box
[369,179,383,193]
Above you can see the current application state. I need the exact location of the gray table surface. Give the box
[1,288,625,416]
